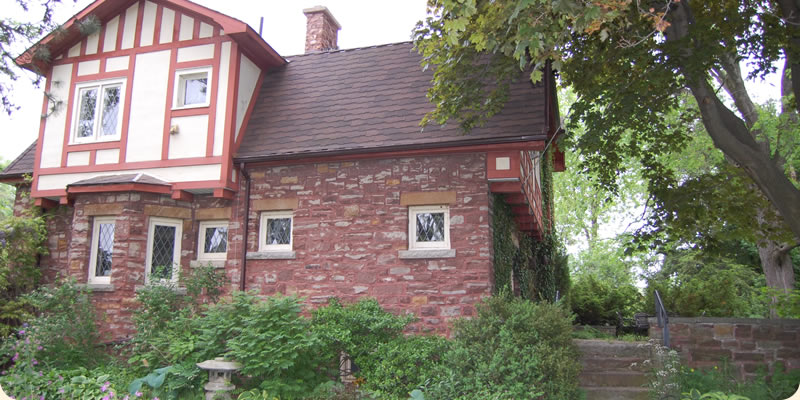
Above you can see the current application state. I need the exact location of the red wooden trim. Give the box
[243,141,547,169]
[96,21,106,55]
[89,150,97,166]
[68,183,171,195]
[232,69,264,152]
[34,198,59,209]
[193,18,200,40]
[115,4,126,51]
[118,52,137,163]
[171,189,194,202]
[171,180,226,190]
[134,0,145,48]
[162,48,178,160]
[32,73,53,198]
[213,26,220,37]
[80,37,87,57]
[170,107,209,117]
[487,151,521,180]
[154,3,164,44]
[511,205,530,215]
[213,188,233,199]
[503,193,527,205]
[53,36,226,66]
[205,41,222,157]
[38,156,223,174]
[73,69,128,83]
[0,177,26,184]
[59,196,74,206]
[220,43,240,189]
[175,58,213,69]
[172,11,181,42]
[60,63,81,167]
[32,189,65,198]
[490,181,521,193]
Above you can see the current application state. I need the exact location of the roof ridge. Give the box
[284,40,414,59]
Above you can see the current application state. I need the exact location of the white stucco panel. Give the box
[37,164,222,191]
[68,43,81,58]
[40,63,73,168]
[199,22,213,38]
[168,115,208,159]
[126,50,170,162]
[121,2,139,49]
[95,149,120,164]
[105,56,129,72]
[159,8,175,44]
[235,55,261,142]
[176,44,214,63]
[140,1,158,47]
[179,15,194,41]
[66,151,91,166]
[77,60,101,76]
[85,31,100,55]
[103,16,120,52]
[212,42,231,156]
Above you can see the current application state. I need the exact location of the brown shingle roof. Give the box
[68,173,169,187]
[0,141,36,180]
[235,42,548,162]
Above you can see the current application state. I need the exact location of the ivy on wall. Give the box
[491,150,570,303]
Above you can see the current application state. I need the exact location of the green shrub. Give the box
[426,296,581,399]
[676,362,800,400]
[571,273,643,325]
[357,335,449,399]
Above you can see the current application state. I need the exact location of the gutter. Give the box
[238,163,251,292]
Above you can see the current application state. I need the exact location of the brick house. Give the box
[0,0,563,339]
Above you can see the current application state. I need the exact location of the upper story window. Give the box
[174,67,211,109]
[259,211,293,252]
[408,205,450,250]
[197,221,228,260]
[73,79,125,143]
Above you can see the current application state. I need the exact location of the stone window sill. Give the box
[398,249,456,259]
[77,283,115,292]
[246,251,296,260]
[134,285,187,295]
[190,259,226,269]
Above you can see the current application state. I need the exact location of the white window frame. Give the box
[71,78,126,144]
[197,220,228,260]
[172,67,212,109]
[145,217,183,284]
[259,211,293,252]
[88,216,116,284]
[408,205,451,250]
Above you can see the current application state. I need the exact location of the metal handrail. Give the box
[654,289,670,348]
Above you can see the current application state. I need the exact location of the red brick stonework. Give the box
[234,153,493,335]
[303,6,340,52]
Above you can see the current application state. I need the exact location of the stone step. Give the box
[574,339,652,359]
[581,356,650,372]
[581,386,650,400]
[579,371,650,388]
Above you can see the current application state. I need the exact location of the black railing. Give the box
[654,289,670,347]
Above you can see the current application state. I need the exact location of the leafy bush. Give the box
[571,273,643,325]
[426,296,581,399]
[677,362,800,400]
[357,335,449,399]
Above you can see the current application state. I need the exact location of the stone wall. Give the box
[649,317,800,379]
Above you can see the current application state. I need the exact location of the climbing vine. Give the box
[491,149,570,303]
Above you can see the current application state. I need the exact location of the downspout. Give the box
[238,163,251,291]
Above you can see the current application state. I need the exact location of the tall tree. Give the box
[413,0,800,247]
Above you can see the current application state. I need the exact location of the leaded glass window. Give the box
[408,205,451,250]
[73,80,124,143]
[260,211,293,252]
[146,218,182,283]
[89,217,116,284]
[198,221,228,259]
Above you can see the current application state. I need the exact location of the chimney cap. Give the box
[302,6,342,30]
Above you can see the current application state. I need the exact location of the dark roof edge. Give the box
[234,135,547,164]
[0,141,37,179]
[284,40,414,59]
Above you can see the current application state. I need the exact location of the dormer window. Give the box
[72,79,125,143]
[174,67,211,109]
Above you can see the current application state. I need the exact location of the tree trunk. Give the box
[757,238,796,318]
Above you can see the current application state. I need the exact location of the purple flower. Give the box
[101,382,109,392]
[102,397,110,400]
[11,353,18,361]
[58,388,65,393]
[31,359,38,365]
[37,346,43,351]
[123,396,129,400]
[135,392,142,397]
[18,330,25,335]
[22,323,28,327]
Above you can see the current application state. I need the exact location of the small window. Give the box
[88,216,116,284]
[72,80,125,143]
[174,68,211,108]
[145,217,183,284]
[259,211,293,252]
[197,221,228,260]
[408,205,450,250]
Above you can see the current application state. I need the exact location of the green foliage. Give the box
[644,250,765,318]
[756,288,800,319]
[490,193,531,295]
[0,366,127,400]
[426,296,581,399]
[310,297,414,371]
[571,274,643,325]
[681,390,750,400]
[676,362,800,400]
[357,335,449,399]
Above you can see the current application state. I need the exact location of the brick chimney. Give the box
[303,6,341,53]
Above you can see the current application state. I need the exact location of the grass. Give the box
[572,325,648,342]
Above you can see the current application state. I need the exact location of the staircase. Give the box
[576,339,651,400]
